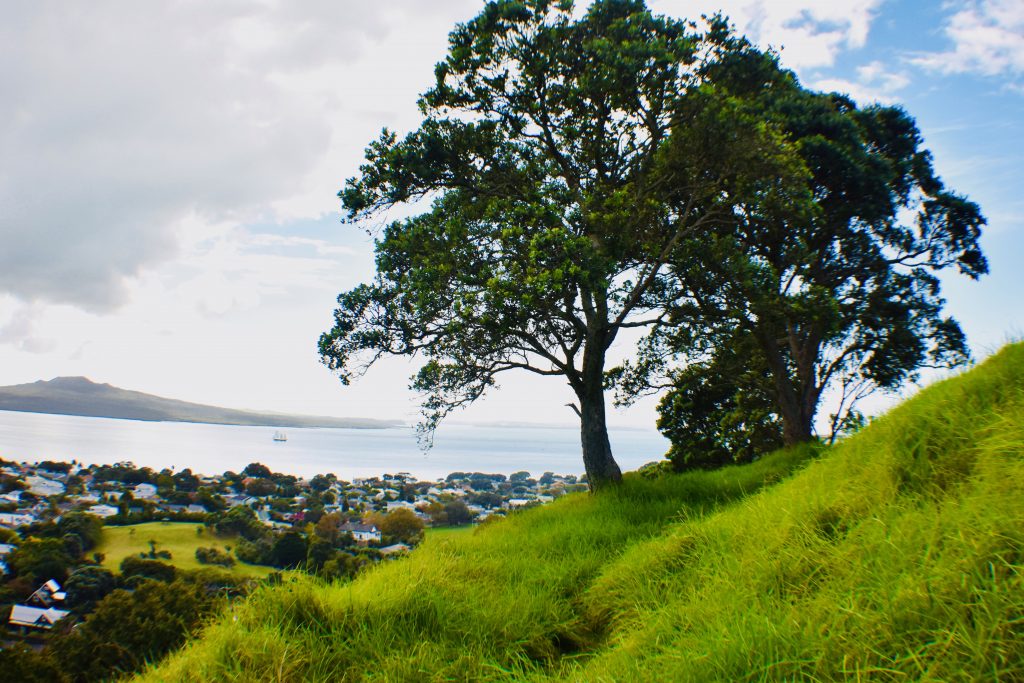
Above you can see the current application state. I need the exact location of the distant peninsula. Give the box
[0,376,402,429]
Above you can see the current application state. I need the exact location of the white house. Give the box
[25,475,65,497]
[28,580,66,607]
[8,604,70,631]
[133,483,158,499]
[87,504,120,518]
[339,522,381,544]
[0,512,35,528]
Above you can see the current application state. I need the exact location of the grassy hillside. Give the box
[139,344,1024,681]
[97,522,276,579]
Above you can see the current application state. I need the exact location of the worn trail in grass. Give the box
[140,344,1024,681]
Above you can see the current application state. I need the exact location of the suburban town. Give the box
[0,456,587,653]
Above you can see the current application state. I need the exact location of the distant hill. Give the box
[0,376,402,429]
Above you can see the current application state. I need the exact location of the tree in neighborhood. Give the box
[57,512,103,552]
[9,537,73,584]
[319,1,803,488]
[271,531,307,568]
[633,44,987,449]
[380,507,425,544]
[49,579,218,683]
[63,565,117,611]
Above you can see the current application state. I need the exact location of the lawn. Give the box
[421,524,475,546]
[96,521,277,579]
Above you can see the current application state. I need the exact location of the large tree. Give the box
[628,45,987,449]
[319,1,802,488]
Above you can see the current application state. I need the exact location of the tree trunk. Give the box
[756,329,816,446]
[578,351,622,491]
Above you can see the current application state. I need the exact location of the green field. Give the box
[96,521,277,579]
[139,343,1024,681]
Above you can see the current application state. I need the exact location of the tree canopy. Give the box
[619,48,987,457]
[320,0,802,488]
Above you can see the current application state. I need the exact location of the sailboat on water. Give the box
[272,430,287,442]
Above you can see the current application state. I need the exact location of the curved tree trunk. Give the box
[578,349,622,490]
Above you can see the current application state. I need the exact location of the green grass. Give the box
[138,344,1024,681]
[96,522,277,579]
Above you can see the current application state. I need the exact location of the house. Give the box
[0,543,13,576]
[8,604,70,631]
[339,522,381,544]
[378,543,410,556]
[0,512,35,528]
[25,475,65,497]
[28,579,66,607]
[385,500,416,512]
[133,483,158,499]
[88,504,120,518]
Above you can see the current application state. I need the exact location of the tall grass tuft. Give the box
[139,344,1024,682]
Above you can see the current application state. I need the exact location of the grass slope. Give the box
[140,344,1024,682]
[97,522,276,579]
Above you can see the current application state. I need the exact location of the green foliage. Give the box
[241,462,271,479]
[305,536,336,573]
[645,45,986,447]
[50,577,221,683]
[234,536,274,566]
[120,555,177,584]
[64,565,117,610]
[270,531,307,568]
[0,645,67,683]
[140,343,1024,681]
[319,1,803,488]
[422,498,476,527]
[9,536,73,583]
[195,546,235,567]
[210,505,264,541]
[379,507,425,544]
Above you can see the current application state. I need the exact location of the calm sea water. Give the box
[0,410,668,480]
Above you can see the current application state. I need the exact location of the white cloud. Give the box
[0,0,476,312]
[911,0,1024,82]
[654,0,885,69]
[812,60,911,104]
[0,301,56,354]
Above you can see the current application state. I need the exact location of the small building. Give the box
[378,543,411,556]
[0,512,35,528]
[133,483,158,500]
[0,491,22,504]
[88,504,120,518]
[339,522,381,545]
[28,579,66,607]
[8,604,70,631]
[25,475,65,497]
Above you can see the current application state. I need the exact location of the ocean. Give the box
[0,410,668,480]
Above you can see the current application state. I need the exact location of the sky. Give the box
[1,0,1021,430]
